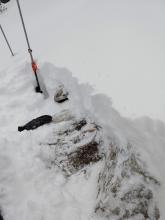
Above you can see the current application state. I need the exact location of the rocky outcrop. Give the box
[39,111,160,219]
[54,85,69,103]
[95,143,160,220]
[40,118,103,175]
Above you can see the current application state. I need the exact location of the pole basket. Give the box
[35,85,42,93]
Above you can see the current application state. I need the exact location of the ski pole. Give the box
[16,0,42,93]
[0,24,14,56]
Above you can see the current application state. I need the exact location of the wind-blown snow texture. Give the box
[0,60,165,220]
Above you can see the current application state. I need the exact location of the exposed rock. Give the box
[95,143,160,220]
[54,85,69,103]
[40,117,103,175]
[111,207,121,216]
[72,119,87,131]
[67,141,101,172]
[38,111,160,219]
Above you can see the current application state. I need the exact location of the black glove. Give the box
[18,115,52,132]
[0,0,10,4]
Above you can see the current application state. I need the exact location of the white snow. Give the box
[0,60,102,220]
[0,59,164,219]
[0,1,165,220]
[0,0,165,121]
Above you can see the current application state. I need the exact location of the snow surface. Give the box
[0,0,165,121]
[0,59,164,219]
[0,59,101,220]
[0,1,165,219]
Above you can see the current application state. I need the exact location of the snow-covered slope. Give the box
[0,59,165,219]
[0,0,165,121]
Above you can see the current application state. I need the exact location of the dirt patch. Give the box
[68,141,101,171]
[40,118,103,175]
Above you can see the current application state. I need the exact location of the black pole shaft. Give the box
[0,24,14,56]
[16,0,42,92]
[16,0,33,62]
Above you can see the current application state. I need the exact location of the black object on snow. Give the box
[18,115,52,132]
[35,86,43,93]
[0,0,10,3]
[0,211,3,220]
[56,97,68,103]
[73,119,87,131]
